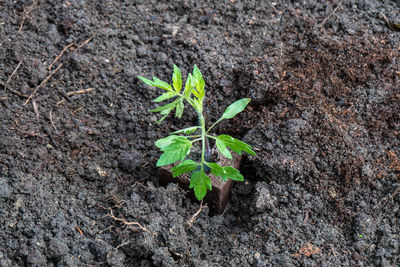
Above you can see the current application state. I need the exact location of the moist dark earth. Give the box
[0,0,399,266]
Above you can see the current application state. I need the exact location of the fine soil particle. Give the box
[0,0,399,266]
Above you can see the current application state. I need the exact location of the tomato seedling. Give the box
[138,65,256,200]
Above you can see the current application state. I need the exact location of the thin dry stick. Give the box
[187,200,204,227]
[48,43,75,70]
[4,60,23,89]
[105,208,155,235]
[77,36,94,49]
[24,63,63,106]
[116,241,131,250]
[319,0,344,28]
[47,36,93,70]
[18,0,38,33]
[98,225,115,234]
[67,88,94,96]
[32,99,39,120]
[0,79,28,98]
[381,13,391,28]
[49,110,57,130]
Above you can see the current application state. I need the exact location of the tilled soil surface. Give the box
[1,0,399,266]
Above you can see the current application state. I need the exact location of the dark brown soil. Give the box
[0,0,399,266]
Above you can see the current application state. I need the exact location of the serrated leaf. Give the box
[137,75,155,86]
[217,134,256,156]
[171,160,198,177]
[151,98,181,123]
[155,135,181,149]
[206,162,244,182]
[216,138,232,159]
[192,65,205,99]
[170,126,200,135]
[205,162,224,176]
[175,99,184,118]
[172,65,182,93]
[192,86,201,99]
[183,73,194,98]
[189,170,212,200]
[160,137,190,152]
[153,77,173,91]
[153,92,177,102]
[156,138,192,166]
[220,98,250,120]
[221,166,244,181]
[149,101,176,113]
[155,113,169,124]
[157,150,184,166]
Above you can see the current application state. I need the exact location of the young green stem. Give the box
[198,113,206,172]
[206,118,222,134]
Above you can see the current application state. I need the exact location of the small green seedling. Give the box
[138,65,256,200]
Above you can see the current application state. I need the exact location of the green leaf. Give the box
[138,75,173,91]
[170,126,199,135]
[160,136,190,151]
[150,98,181,123]
[149,101,176,113]
[138,75,155,86]
[205,162,224,176]
[220,98,250,120]
[221,166,244,181]
[192,65,205,99]
[172,65,182,93]
[175,99,184,118]
[155,135,181,149]
[155,113,170,124]
[153,77,173,91]
[192,87,201,99]
[183,73,194,98]
[153,92,177,102]
[216,138,232,159]
[171,160,198,177]
[205,162,244,182]
[156,137,192,166]
[216,134,256,156]
[189,170,212,200]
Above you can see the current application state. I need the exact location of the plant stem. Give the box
[206,118,222,134]
[198,112,206,172]
[178,93,196,110]
[186,135,201,139]
[205,134,217,140]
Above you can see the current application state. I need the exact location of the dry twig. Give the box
[32,99,39,119]
[47,43,75,71]
[0,80,28,98]
[2,60,28,98]
[116,241,132,250]
[18,0,38,33]
[319,0,344,28]
[67,88,94,96]
[47,37,93,70]
[77,36,94,49]
[4,60,23,89]
[49,110,57,130]
[24,63,63,106]
[187,200,204,227]
[104,207,155,235]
